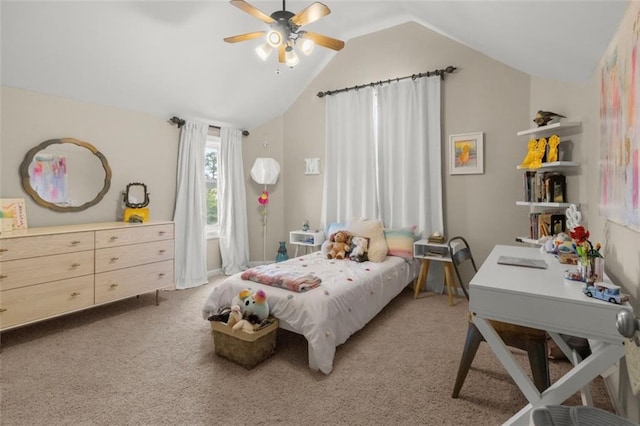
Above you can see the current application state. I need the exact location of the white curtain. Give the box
[173,120,208,289]
[322,76,443,237]
[219,128,250,275]
[377,77,443,235]
[321,88,378,226]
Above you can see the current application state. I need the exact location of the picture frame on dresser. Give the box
[449,132,484,175]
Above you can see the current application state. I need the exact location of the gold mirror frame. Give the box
[19,138,112,212]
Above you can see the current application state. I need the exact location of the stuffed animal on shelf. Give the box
[349,236,369,262]
[520,138,538,168]
[325,230,352,259]
[547,135,561,163]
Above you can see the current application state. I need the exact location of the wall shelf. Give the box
[516,121,582,137]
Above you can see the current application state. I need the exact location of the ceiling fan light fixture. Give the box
[266,29,283,47]
[285,46,299,67]
[255,43,273,61]
[300,38,314,56]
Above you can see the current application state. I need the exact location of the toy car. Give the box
[582,282,629,304]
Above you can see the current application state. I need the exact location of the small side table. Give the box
[413,239,460,305]
[289,230,325,257]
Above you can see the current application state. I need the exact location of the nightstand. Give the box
[413,239,460,305]
[289,230,325,257]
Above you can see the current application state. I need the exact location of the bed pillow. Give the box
[325,222,346,237]
[346,218,387,262]
[384,226,417,260]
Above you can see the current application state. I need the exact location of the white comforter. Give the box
[202,251,418,374]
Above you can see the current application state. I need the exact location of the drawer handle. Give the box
[0,275,7,279]
[71,263,81,268]
[158,273,166,278]
[110,257,119,262]
[0,308,7,313]
[110,283,119,288]
[109,236,119,241]
[70,240,81,245]
[158,231,166,235]
[70,292,80,297]
[0,248,8,253]
[159,249,166,254]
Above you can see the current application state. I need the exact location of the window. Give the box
[205,135,220,238]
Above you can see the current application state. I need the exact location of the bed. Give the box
[202,251,419,374]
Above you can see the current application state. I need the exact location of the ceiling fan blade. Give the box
[301,31,345,51]
[223,31,265,43]
[278,45,286,63]
[290,2,330,27]
[229,0,275,24]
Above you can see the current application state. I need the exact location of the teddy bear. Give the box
[349,236,369,262]
[325,230,352,259]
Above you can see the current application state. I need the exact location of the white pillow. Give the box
[346,217,388,262]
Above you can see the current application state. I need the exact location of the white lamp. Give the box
[255,43,273,61]
[285,46,299,68]
[250,157,280,263]
[300,38,314,56]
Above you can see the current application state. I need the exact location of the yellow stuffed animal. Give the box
[326,230,352,260]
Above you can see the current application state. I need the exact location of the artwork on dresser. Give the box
[0,198,28,230]
[599,1,640,230]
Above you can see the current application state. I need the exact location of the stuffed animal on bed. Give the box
[234,289,270,323]
[325,230,352,259]
[349,236,369,262]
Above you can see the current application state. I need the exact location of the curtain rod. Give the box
[169,116,250,136]
[316,65,457,98]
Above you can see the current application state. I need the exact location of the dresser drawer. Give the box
[95,259,174,304]
[0,231,94,261]
[0,275,94,331]
[95,239,174,273]
[0,250,94,291]
[95,224,173,248]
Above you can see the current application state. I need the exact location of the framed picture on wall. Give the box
[449,132,484,175]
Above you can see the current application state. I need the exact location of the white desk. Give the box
[470,245,633,425]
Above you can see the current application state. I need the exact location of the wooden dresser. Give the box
[0,221,174,332]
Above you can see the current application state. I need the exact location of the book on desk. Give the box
[497,255,548,269]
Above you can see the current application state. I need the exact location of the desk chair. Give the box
[448,236,551,398]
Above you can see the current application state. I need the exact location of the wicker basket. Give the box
[210,318,278,369]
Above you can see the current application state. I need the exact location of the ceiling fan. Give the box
[223,0,345,67]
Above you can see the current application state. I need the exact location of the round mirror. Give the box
[19,138,112,212]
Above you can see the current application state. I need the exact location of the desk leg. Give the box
[414,259,430,299]
[548,331,593,406]
[294,245,299,258]
[474,316,625,425]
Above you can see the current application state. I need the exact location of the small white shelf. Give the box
[516,121,581,137]
[289,230,324,247]
[516,201,577,208]
[413,239,452,262]
[289,230,325,257]
[517,161,580,171]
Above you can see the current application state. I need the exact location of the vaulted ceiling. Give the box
[1,1,628,130]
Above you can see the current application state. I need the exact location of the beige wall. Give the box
[3,21,638,306]
[0,87,178,226]
[279,22,531,264]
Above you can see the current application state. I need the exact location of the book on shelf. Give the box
[427,234,446,244]
[529,210,565,239]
